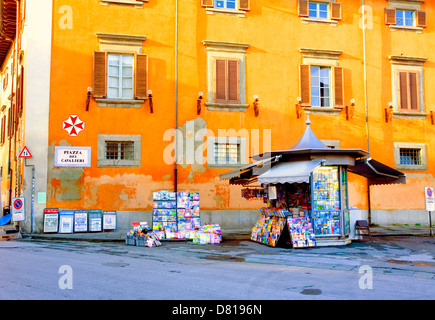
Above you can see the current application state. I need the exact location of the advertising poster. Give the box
[43,208,59,233]
[74,210,88,232]
[103,211,117,230]
[59,210,74,234]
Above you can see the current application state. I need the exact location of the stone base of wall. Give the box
[116,209,261,231]
[371,209,434,226]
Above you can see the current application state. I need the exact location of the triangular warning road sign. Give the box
[19,146,32,158]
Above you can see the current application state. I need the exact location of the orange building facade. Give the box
[1,0,435,233]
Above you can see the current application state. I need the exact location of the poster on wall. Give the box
[54,146,91,167]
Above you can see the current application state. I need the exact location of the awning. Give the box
[219,156,281,181]
[257,160,322,185]
[348,158,406,186]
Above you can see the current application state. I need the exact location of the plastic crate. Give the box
[125,235,136,246]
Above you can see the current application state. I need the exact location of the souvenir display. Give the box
[153,191,202,238]
[126,222,162,247]
[287,216,316,248]
[241,187,263,200]
[192,224,222,244]
[251,211,287,247]
[177,192,201,229]
[152,191,177,233]
[312,166,341,236]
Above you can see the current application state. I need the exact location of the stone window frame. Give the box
[394,142,427,171]
[206,136,247,168]
[99,0,148,8]
[299,48,343,115]
[386,0,426,33]
[95,33,147,108]
[389,55,427,119]
[203,40,250,112]
[300,0,340,26]
[98,134,141,167]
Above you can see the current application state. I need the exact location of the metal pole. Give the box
[174,0,178,195]
[430,211,433,237]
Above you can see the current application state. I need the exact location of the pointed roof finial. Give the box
[306,115,311,126]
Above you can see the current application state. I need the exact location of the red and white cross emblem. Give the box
[62,115,85,137]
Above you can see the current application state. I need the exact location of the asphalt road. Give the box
[0,236,434,301]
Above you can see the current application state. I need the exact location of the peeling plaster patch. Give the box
[177,117,207,175]
[162,174,171,181]
[47,141,84,201]
[83,174,173,210]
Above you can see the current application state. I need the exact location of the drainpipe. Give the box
[362,0,371,224]
[174,0,179,194]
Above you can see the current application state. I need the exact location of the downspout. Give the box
[174,0,179,194]
[362,0,372,223]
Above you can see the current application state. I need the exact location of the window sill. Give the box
[302,106,342,115]
[96,98,145,108]
[389,25,423,33]
[301,17,338,26]
[100,0,146,7]
[207,163,244,169]
[392,111,427,119]
[206,102,249,112]
[97,160,140,167]
[395,164,427,171]
[205,8,246,17]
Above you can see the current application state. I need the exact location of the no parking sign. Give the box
[425,187,434,211]
[11,197,25,222]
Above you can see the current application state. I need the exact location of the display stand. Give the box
[152,191,202,239]
[43,208,59,233]
[251,208,316,248]
[287,216,316,248]
[152,191,177,232]
[59,209,74,234]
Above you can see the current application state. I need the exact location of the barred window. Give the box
[105,141,135,161]
[214,143,240,164]
[399,148,421,166]
[98,134,140,167]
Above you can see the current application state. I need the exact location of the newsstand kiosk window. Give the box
[311,166,348,237]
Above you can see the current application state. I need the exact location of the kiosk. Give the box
[221,117,406,247]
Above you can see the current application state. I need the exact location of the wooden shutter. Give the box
[299,64,311,106]
[1,116,5,144]
[17,66,24,114]
[135,54,148,100]
[215,59,226,102]
[416,10,427,28]
[334,67,344,108]
[409,72,419,111]
[298,0,309,17]
[239,0,250,11]
[331,3,342,20]
[398,71,420,112]
[201,0,214,7]
[93,51,107,98]
[385,8,396,25]
[399,72,409,111]
[227,60,239,103]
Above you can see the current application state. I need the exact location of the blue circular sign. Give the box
[13,199,22,210]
